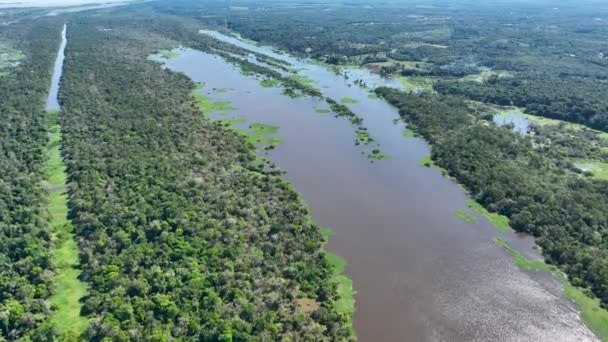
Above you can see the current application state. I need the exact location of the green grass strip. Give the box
[340,97,359,104]
[46,110,89,336]
[260,79,282,88]
[320,228,355,317]
[467,200,513,233]
[192,90,236,114]
[494,238,556,272]
[454,210,476,223]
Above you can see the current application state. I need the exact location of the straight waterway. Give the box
[46,23,88,335]
[158,32,598,342]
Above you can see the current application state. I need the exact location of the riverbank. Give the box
[376,86,608,341]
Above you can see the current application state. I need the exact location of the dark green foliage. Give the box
[0,19,63,339]
[59,16,353,340]
[435,77,608,132]
[376,87,608,309]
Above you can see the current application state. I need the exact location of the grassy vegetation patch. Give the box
[467,199,513,233]
[403,129,415,138]
[320,228,355,318]
[0,43,24,74]
[260,78,282,88]
[574,159,608,180]
[234,123,284,149]
[340,97,359,104]
[367,93,378,99]
[494,238,556,272]
[356,130,375,145]
[46,110,88,336]
[397,76,436,92]
[368,149,391,160]
[192,90,236,114]
[158,49,179,59]
[419,155,433,167]
[454,210,476,223]
[315,108,330,114]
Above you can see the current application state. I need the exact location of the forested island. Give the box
[1,0,608,341]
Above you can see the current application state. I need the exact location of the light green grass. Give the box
[234,123,284,148]
[403,129,415,138]
[320,228,355,317]
[467,200,514,233]
[158,49,179,59]
[419,155,433,167]
[192,90,236,114]
[315,108,330,114]
[0,43,24,72]
[260,79,282,88]
[397,76,435,92]
[574,159,608,180]
[340,97,359,104]
[46,110,88,336]
[494,238,556,272]
[367,93,378,99]
[454,210,476,223]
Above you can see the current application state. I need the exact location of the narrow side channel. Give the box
[46,24,88,336]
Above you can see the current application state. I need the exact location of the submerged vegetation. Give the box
[454,210,476,223]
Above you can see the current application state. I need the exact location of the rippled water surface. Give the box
[159,32,597,342]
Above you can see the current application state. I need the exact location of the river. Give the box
[158,32,598,342]
[47,23,65,110]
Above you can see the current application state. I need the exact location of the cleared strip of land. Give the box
[46,109,88,335]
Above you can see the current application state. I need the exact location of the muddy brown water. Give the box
[158,32,598,342]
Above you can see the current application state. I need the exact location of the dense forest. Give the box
[0,18,62,339]
[57,16,352,340]
[435,77,608,131]
[3,0,608,340]
[375,87,608,309]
